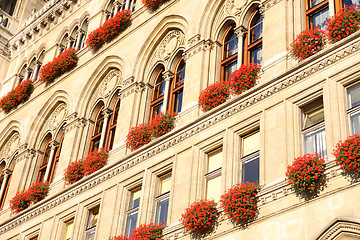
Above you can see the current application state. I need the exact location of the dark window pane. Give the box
[309,7,329,30]
[250,46,262,65]
[126,211,138,236]
[250,15,263,43]
[224,60,238,81]
[242,156,259,184]
[151,103,163,119]
[343,0,360,7]
[91,138,100,152]
[156,197,169,224]
[309,0,326,8]
[174,90,183,113]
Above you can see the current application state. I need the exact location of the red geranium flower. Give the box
[198,82,230,112]
[0,79,33,113]
[229,63,261,95]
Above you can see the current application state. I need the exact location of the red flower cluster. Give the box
[150,110,178,138]
[0,79,33,113]
[130,223,166,240]
[63,148,109,185]
[333,134,360,175]
[142,0,167,10]
[326,5,360,43]
[219,182,261,225]
[10,182,50,214]
[126,111,178,151]
[126,123,154,151]
[180,199,218,237]
[229,63,261,95]
[38,48,78,84]
[198,82,230,112]
[286,153,326,195]
[86,10,132,50]
[288,28,326,61]
[109,235,129,240]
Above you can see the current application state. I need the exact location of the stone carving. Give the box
[49,103,67,130]
[99,70,120,98]
[156,30,185,62]
[0,133,20,160]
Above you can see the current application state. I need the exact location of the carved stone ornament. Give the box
[156,30,185,61]
[0,133,20,160]
[48,103,67,130]
[225,0,245,16]
[99,69,120,98]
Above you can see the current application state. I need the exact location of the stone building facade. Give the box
[0,0,360,239]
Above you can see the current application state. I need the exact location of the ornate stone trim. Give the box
[261,0,283,13]
[317,218,360,240]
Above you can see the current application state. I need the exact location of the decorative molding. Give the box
[48,103,67,131]
[261,0,283,13]
[184,39,218,61]
[317,218,360,240]
[118,82,146,100]
[187,34,201,48]
[156,30,185,62]
[0,133,20,160]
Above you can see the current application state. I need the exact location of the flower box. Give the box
[286,153,326,198]
[333,134,360,180]
[38,48,78,84]
[63,148,109,185]
[142,0,168,10]
[109,235,129,240]
[229,63,261,95]
[10,182,50,214]
[130,223,166,239]
[326,5,360,43]
[198,82,230,112]
[219,182,261,225]
[288,28,326,61]
[180,199,218,238]
[126,123,153,151]
[150,110,177,138]
[86,10,132,50]
[0,79,33,113]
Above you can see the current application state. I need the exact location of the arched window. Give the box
[171,58,185,112]
[79,19,89,49]
[221,25,238,82]
[106,99,120,150]
[69,26,78,49]
[36,138,52,183]
[18,64,28,84]
[89,106,107,152]
[0,161,12,210]
[150,67,166,120]
[106,0,137,19]
[49,133,64,183]
[59,34,68,53]
[245,11,263,65]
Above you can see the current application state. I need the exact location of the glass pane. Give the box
[225,36,238,57]
[160,176,171,195]
[250,16,263,43]
[343,0,360,7]
[206,175,221,200]
[250,46,263,65]
[64,220,74,240]
[348,84,360,108]
[208,150,222,173]
[90,138,100,152]
[173,90,183,113]
[42,145,51,166]
[242,132,260,157]
[126,211,138,236]
[224,60,238,82]
[130,189,141,209]
[309,0,326,8]
[87,206,99,229]
[85,229,96,240]
[175,61,185,88]
[151,102,163,119]
[38,170,46,183]
[304,126,327,156]
[310,7,329,31]
[351,112,360,134]
[242,155,260,184]
[303,108,324,129]
[156,196,169,224]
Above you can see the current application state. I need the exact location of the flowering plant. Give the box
[38,48,78,84]
[326,5,360,43]
[150,110,178,138]
[83,148,109,176]
[130,223,166,240]
[198,82,230,112]
[126,123,154,151]
[64,158,85,184]
[109,235,129,240]
[333,134,360,178]
[10,182,50,214]
[86,10,131,50]
[180,199,218,237]
[286,153,326,196]
[142,0,167,10]
[0,79,33,113]
[288,28,326,61]
[219,182,261,225]
[229,63,261,95]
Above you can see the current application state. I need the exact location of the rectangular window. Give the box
[63,218,74,240]
[305,0,329,30]
[155,174,171,225]
[125,188,141,236]
[302,98,327,156]
[29,236,39,240]
[205,149,222,201]
[347,84,360,134]
[241,131,260,183]
[85,206,99,240]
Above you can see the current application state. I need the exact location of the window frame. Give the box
[149,68,166,121]
[105,98,120,150]
[89,106,107,153]
[305,0,329,30]
[346,83,360,135]
[240,130,260,184]
[220,25,238,82]
[36,138,52,183]
[125,187,142,236]
[62,218,75,240]
[244,10,263,65]
[48,133,64,183]
[155,173,171,225]
[84,205,100,240]
[204,148,223,200]
[170,57,185,113]
[0,167,12,210]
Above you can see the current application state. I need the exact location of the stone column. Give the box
[234,26,246,67]
[0,169,11,202]
[75,30,82,50]
[125,0,130,9]
[113,1,120,16]
[162,71,174,112]
[23,68,30,81]
[32,62,41,80]
[99,108,112,149]
[43,141,59,182]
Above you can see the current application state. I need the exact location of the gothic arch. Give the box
[317,217,360,240]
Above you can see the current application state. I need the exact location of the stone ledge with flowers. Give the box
[0,79,33,113]
[63,148,109,185]
[86,10,132,50]
[9,182,50,214]
[38,48,78,84]
[286,153,326,199]
[110,223,166,240]
[198,82,230,112]
[142,0,168,10]
[126,111,178,151]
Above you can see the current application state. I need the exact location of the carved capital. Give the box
[102,108,113,118]
[49,141,59,150]
[2,169,12,177]
[163,71,174,81]
[234,26,247,37]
